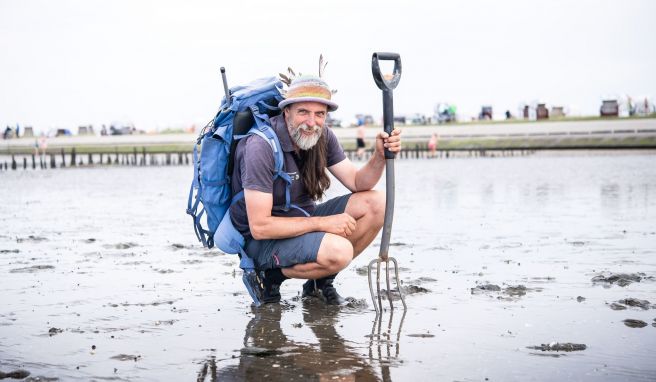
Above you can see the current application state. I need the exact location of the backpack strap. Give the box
[187,145,209,247]
[233,109,311,223]
[186,142,214,247]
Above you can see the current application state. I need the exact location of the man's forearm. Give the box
[354,151,386,191]
[250,215,322,240]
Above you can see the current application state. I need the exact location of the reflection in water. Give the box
[368,311,407,382]
[601,182,620,210]
[201,302,381,381]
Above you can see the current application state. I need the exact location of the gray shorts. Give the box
[245,193,352,270]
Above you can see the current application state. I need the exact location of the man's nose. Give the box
[305,114,316,127]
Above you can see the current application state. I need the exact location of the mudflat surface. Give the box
[1,152,655,381]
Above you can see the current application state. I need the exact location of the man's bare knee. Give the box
[318,234,353,273]
[369,190,385,221]
[358,190,385,226]
[347,190,385,221]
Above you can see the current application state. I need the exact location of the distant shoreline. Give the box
[2,117,656,155]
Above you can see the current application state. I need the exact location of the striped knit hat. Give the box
[278,75,338,111]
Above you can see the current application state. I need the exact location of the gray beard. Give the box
[288,123,322,150]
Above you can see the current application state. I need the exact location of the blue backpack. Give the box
[186,76,306,303]
[187,76,281,258]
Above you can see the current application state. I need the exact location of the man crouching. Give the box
[229,74,402,305]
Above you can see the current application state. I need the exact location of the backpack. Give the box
[186,76,307,274]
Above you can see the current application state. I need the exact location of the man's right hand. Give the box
[320,213,357,237]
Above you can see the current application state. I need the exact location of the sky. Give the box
[1,0,655,133]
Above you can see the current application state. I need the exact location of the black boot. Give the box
[302,274,347,305]
[262,268,288,304]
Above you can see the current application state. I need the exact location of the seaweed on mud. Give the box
[0,249,20,254]
[610,303,627,311]
[504,285,529,296]
[110,354,142,361]
[528,276,556,283]
[9,265,55,273]
[103,242,139,250]
[344,297,368,309]
[48,327,63,336]
[471,283,538,298]
[613,298,652,310]
[16,235,48,243]
[527,342,587,352]
[0,369,30,379]
[107,299,179,308]
[623,319,648,328]
[354,265,412,276]
[407,333,435,338]
[181,259,203,265]
[153,268,175,274]
[471,283,501,293]
[591,272,646,287]
[380,285,430,300]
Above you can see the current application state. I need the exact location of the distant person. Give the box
[38,133,48,154]
[645,98,652,115]
[15,124,20,138]
[35,133,48,166]
[505,110,512,119]
[101,125,108,136]
[356,124,366,159]
[428,133,438,158]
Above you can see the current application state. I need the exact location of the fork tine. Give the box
[385,260,394,311]
[389,257,407,310]
[367,258,381,315]
[376,260,383,313]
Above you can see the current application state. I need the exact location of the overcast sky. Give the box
[1,0,654,132]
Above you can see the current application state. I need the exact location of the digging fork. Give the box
[367,52,407,315]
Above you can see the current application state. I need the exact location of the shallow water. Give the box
[1,152,655,381]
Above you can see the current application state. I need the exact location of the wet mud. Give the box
[2,156,656,381]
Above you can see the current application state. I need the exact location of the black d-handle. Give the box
[371,52,402,159]
[372,52,402,91]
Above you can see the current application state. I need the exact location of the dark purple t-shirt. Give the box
[229,114,346,240]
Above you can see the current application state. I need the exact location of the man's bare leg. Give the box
[342,190,385,256]
[281,190,384,280]
[281,233,353,280]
